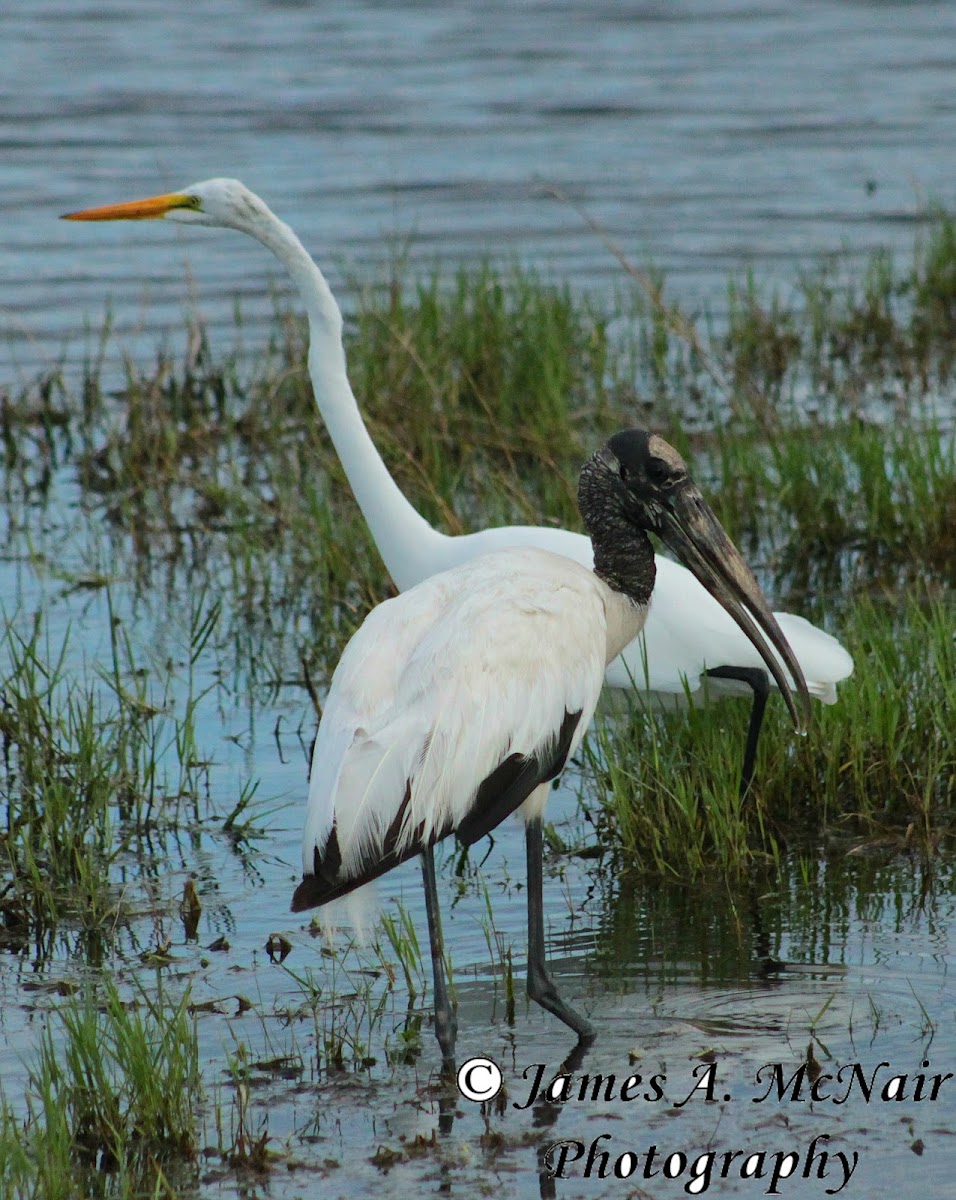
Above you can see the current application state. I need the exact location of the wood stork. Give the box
[291,429,810,1063]
[63,179,852,794]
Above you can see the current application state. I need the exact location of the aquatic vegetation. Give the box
[0,593,241,954]
[1,228,953,885]
[585,589,955,882]
[0,979,200,1199]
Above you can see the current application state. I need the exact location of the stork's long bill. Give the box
[586,434,812,736]
[644,487,811,735]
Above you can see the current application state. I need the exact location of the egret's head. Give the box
[62,178,271,233]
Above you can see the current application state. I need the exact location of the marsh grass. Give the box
[284,943,393,1072]
[0,593,233,952]
[347,263,611,529]
[0,977,200,1199]
[479,884,518,1027]
[706,408,956,591]
[0,215,954,1198]
[584,588,955,881]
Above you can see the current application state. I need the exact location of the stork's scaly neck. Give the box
[577,458,657,608]
[251,212,447,590]
[590,509,656,604]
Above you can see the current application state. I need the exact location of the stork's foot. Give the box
[527,959,595,1043]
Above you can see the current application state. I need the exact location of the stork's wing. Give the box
[293,549,610,912]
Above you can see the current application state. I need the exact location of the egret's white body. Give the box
[66,182,833,1056]
[64,179,853,733]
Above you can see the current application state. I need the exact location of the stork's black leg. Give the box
[535,1038,595,1197]
[421,844,457,1073]
[526,818,595,1042]
[705,666,771,798]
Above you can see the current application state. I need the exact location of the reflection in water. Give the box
[595,846,955,993]
[532,1038,595,1199]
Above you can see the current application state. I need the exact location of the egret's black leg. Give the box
[421,844,457,1073]
[748,875,787,978]
[526,818,595,1042]
[705,666,771,798]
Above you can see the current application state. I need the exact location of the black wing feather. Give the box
[291,708,582,913]
[456,707,581,845]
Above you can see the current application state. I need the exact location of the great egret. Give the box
[63,179,852,793]
[290,429,811,1061]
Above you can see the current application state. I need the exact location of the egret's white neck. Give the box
[249,210,447,589]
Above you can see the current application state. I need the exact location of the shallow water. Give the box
[3,2,956,1195]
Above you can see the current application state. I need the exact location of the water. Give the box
[2,2,956,1195]
[5,0,956,375]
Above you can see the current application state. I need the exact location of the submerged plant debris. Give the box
[0,226,954,1196]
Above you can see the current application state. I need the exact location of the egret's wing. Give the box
[612,558,853,700]
[449,526,852,703]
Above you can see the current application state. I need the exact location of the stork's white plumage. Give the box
[64,181,839,1062]
[64,179,853,794]
[300,548,624,898]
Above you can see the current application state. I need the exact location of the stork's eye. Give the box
[647,457,669,482]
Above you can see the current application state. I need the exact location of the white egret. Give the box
[290,429,810,1061]
[63,180,852,793]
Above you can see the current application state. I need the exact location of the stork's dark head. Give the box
[610,429,690,527]
[577,429,696,540]
[578,429,811,735]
